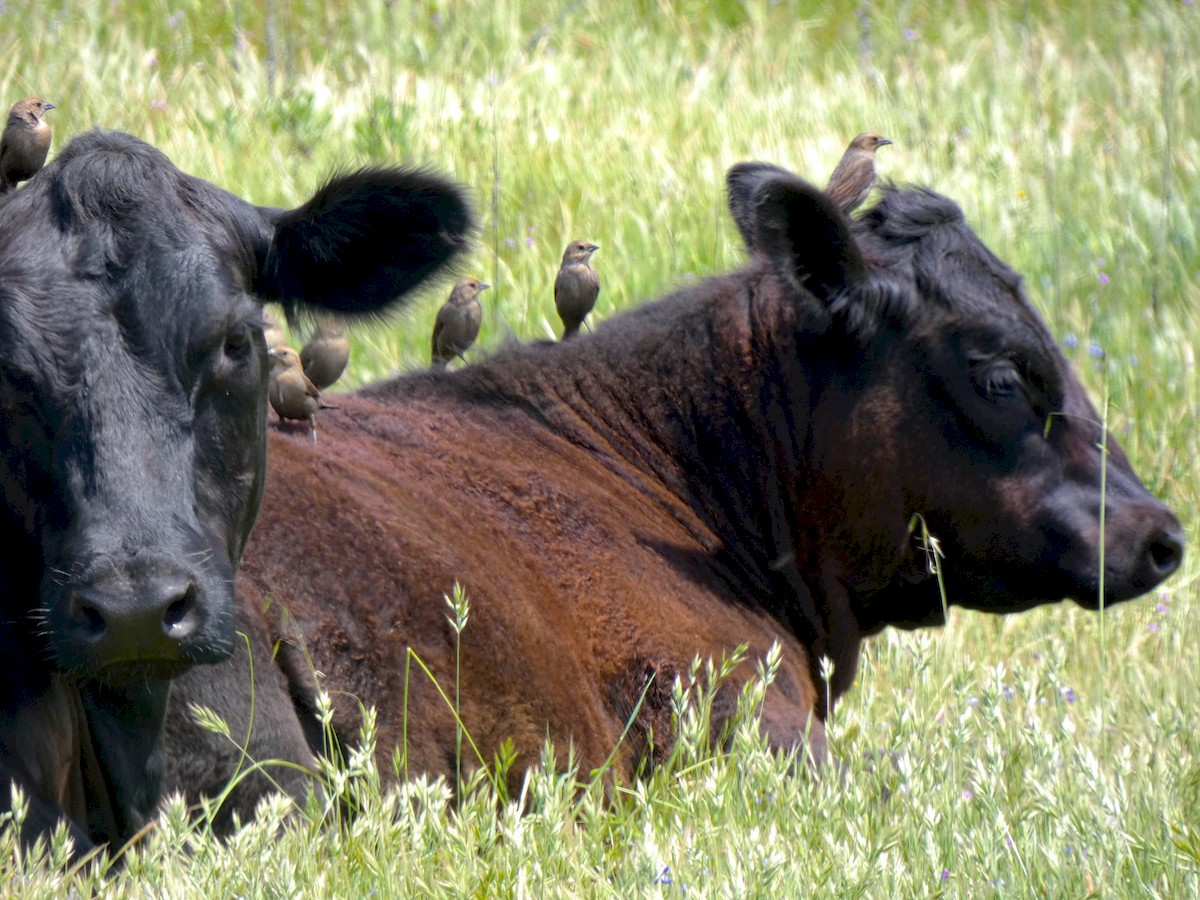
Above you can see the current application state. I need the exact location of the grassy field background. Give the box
[3,0,1199,895]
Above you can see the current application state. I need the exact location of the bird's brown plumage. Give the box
[825,132,891,215]
[299,319,350,390]
[554,240,600,340]
[431,276,489,368]
[0,98,55,193]
[268,347,324,442]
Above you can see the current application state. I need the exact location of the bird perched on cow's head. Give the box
[431,276,489,369]
[554,240,600,340]
[0,98,55,193]
[825,131,891,216]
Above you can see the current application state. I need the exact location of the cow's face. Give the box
[0,131,473,679]
[726,164,1182,627]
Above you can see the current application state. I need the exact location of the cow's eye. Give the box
[223,324,252,360]
[979,361,1023,400]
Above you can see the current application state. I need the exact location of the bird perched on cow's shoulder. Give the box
[268,346,329,442]
[554,240,600,340]
[0,98,55,194]
[431,276,489,369]
[299,318,350,390]
[825,132,891,216]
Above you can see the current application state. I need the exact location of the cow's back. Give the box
[239,389,819,784]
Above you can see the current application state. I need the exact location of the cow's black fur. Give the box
[0,130,474,853]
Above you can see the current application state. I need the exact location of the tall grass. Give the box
[2,0,1199,894]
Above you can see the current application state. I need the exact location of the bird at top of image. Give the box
[431,276,490,369]
[825,131,891,216]
[0,98,55,193]
[262,308,287,352]
[300,318,350,390]
[554,240,600,340]
[268,346,330,442]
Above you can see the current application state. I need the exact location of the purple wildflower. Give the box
[1062,333,1078,349]
[657,866,673,886]
[1061,687,1077,703]
[1148,622,1160,632]
[1098,272,1110,285]
[904,28,919,41]
[941,868,950,881]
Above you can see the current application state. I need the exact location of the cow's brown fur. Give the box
[169,164,1182,810]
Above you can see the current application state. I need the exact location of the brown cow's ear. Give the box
[726,161,795,252]
[749,171,868,303]
[257,166,477,320]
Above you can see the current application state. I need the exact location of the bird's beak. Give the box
[879,138,892,145]
[588,243,600,252]
[267,347,281,359]
[481,283,492,290]
[42,102,56,111]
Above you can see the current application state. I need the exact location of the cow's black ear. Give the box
[748,171,867,302]
[258,167,477,319]
[726,162,796,251]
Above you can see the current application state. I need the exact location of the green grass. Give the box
[3,0,1200,895]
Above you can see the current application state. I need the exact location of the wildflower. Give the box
[1062,333,1078,349]
[904,28,919,41]
[1061,687,1077,703]
[941,868,951,881]
[1147,622,1160,633]
[150,99,169,111]
[1097,272,1109,286]
[1089,341,1104,359]
[962,789,974,800]
[1156,602,1168,614]
[967,696,979,707]
[1002,685,1016,700]
[656,865,673,886]
[524,236,535,247]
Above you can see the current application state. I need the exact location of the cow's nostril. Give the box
[162,582,199,636]
[1148,529,1184,578]
[71,596,108,641]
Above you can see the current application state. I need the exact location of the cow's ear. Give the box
[746,170,867,302]
[726,162,796,252]
[257,167,476,319]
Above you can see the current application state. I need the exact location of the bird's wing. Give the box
[431,317,444,355]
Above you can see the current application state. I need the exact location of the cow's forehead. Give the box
[0,132,267,370]
[857,186,1056,348]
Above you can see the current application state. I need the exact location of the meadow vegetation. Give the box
[3,0,1199,895]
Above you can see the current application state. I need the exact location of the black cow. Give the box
[0,129,474,853]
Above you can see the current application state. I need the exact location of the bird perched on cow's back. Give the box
[268,346,328,442]
[825,132,891,216]
[554,240,600,340]
[0,98,55,193]
[299,318,350,390]
[431,276,489,369]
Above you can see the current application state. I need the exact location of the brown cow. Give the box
[165,162,1182,820]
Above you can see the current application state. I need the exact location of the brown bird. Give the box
[268,347,326,442]
[262,309,287,351]
[825,132,891,216]
[431,276,489,369]
[0,98,55,193]
[554,240,600,340]
[299,318,350,390]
